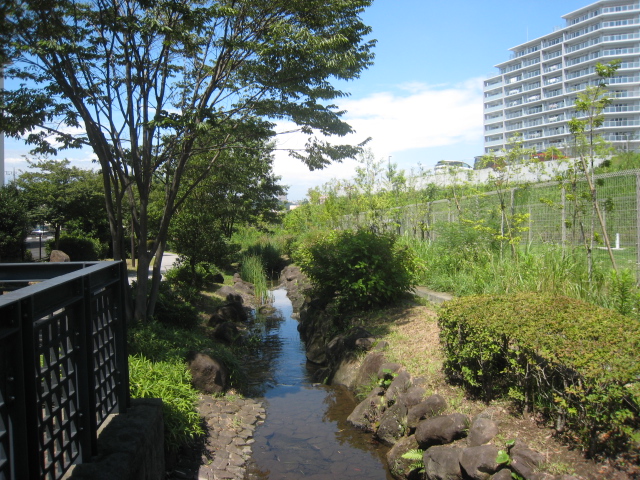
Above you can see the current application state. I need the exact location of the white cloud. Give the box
[273,79,485,201]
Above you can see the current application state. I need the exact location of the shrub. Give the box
[164,259,222,302]
[46,234,107,260]
[438,293,640,456]
[295,228,421,311]
[130,280,200,329]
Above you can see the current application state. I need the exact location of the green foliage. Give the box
[0,185,30,262]
[128,355,203,453]
[45,234,108,261]
[4,0,375,322]
[295,228,421,311]
[439,293,640,455]
[164,260,222,302]
[240,255,272,305]
[131,280,200,329]
[244,243,286,279]
[400,449,425,472]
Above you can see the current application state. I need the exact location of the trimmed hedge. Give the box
[438,293,640,455]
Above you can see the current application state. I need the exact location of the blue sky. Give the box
[4,0,592,200]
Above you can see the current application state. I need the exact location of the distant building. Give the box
[483,0,640,155]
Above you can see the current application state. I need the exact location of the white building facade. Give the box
[483,0,640,155]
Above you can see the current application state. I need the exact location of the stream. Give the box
[244,287,393,480]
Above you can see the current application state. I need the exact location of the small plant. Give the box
[401,449,425,473]
[496,439,516,466]
[378,368,397,389]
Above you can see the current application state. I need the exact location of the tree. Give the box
[0,184,30,261]
[169,138,285,277]
[568,61,621,275]
[2,0,375,321]
[15,159,107,249]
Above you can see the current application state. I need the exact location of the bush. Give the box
[294,228,421,311]
[46,234,108,260]
[438,293,640,456]
[130,280,200,329]
[164,259,222,302]
[154,281,201,329]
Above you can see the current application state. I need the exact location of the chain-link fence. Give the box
[337,169,640,279]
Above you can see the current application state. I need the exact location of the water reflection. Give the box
[245,288,392,480]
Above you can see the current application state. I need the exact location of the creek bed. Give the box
[244,288,392,480]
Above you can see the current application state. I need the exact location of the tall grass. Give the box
[398,229,627,311]
[240,254,273,305]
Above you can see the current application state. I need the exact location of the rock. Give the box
[384,370,412,405]
[415,413,470,449]
[50,250,70,262]
[423,445,464,480]
[376,402,408,446]
[459,444,500,480]
[211,272,224,284]
[186,352,228,394]
[378,362,402,379]
[213,322,242,344]
[510,440,545,480]
[353,352,386,390]
[347,387,386,432]
[386,435,420,480]
[407,395,448,430]
[331,355,361,388]
[397,385,427,409]
[490,469,514,480]
[233,273,256,296]
[305,333,328,365]
[467,417,499,446]
[373,340,389,351]
[355,336,376,350]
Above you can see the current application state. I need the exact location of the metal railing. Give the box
[0,261,129,480]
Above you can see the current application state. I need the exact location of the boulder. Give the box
[50,250,70,262]
[385,435,420,480]
[510,440,545,480]
[396,385,427,409]
[353,352,386,390]
[467,417,499,447]
[186,352,228,394]
[423,445,464,480]
[376,402,408,446]
[415,413,469,449]
[211,272,224,284]
[384,370,412,406]
[407,395,448,430]
[233,273,256,296]
[459,444,500,480]
[213,322,242,344]
[347,387,386,432]
[491,469,514,480]
[378,362,402,379]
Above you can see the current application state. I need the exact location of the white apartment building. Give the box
[483,0,640,155]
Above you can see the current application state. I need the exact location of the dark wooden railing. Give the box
[0,262,130,480]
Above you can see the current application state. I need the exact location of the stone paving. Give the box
[168,395,265,480]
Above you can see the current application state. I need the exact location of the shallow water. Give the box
[245,288,393,480]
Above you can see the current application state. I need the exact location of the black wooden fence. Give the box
[0,262,129,480]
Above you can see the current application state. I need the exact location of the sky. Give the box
[3,0,593,201]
